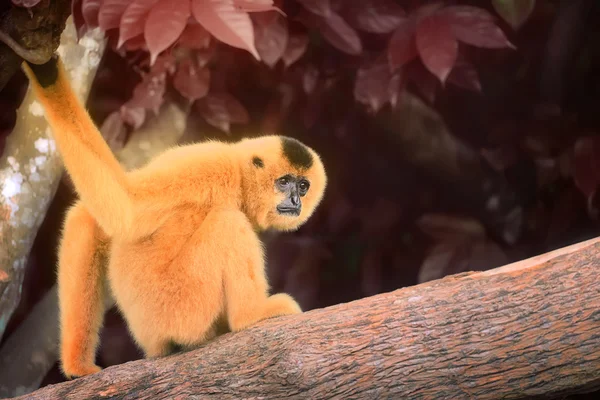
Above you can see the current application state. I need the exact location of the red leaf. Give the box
[98,0,129,31]
[253,11,288,68]
[297,0,332,17]
[118,0,159,48]
[388,20,417,71]
[492,0,535,30]
[343,0,406,34]
[192,0,260,60]
[281,32,309,67]
[446,56,481,92]
[354,57,400,113]
[415,15,457,84]
[145,0,191,65]
[303,11,362,56]
[178,22,212,49]
[197,93,250,133]
[573,136,600,199]
[440,5,515,49]
[173,57,211,102]
[82,0,101,28]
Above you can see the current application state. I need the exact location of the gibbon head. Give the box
[236,135,327,231]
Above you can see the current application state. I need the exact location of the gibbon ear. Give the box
[252,156,264,168]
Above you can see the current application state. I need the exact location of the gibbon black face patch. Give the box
[27,56,59,89]
[281,137,313,170]
[252,156,264,168]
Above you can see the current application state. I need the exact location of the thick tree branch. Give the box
[17,237,600,399]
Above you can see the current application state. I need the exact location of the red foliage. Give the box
[117,0,158,48]
[191,0,260,60]
[145,0,190,64]
[97,0,129,31]
[253,11,288,68]
[415,14,457,84]
[72,0,515,130]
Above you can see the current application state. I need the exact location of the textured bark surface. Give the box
[16,238,600,400]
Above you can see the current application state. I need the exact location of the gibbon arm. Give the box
[21,57,133,238]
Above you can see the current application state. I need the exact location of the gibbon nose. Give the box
[291,194,300,206]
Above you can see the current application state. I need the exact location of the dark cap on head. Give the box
[281,136,313,170]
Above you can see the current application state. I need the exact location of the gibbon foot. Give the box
[141,339,175,359]
[62,362,102,379]
[230,293,302,332]
[262,293,302,319]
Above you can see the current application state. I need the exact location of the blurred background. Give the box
[1,0,599,396]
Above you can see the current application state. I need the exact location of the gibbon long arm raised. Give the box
[22,57,133,238]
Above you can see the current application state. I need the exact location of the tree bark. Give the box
[15,237,600,400]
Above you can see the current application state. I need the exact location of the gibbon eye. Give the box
[298,180,310,195]
[276,176,292,191]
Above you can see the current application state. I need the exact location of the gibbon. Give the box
[22,55,327,378]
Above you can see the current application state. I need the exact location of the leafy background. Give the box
[1,0,600,393]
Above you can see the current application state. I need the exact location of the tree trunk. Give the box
[15,237,600,400]
[0,17,106,340]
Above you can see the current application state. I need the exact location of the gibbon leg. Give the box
[57,203,109,378]
[136,336,173,359]
[217,213,302,332]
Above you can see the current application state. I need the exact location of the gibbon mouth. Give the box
[277,206,301,216]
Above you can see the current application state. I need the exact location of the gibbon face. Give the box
[236,136,327,231]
